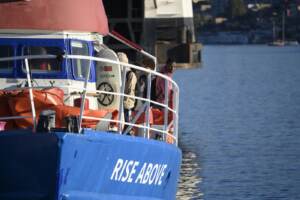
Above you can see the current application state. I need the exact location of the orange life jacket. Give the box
[0,88,117,130]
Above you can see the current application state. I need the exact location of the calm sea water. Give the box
[175,45,300,200]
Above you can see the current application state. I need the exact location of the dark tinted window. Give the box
[23,46,63,72]
[0,45,14,72]
[71,41,90,79]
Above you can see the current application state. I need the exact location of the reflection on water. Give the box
[177,140,203,200]
[174,46,300,200]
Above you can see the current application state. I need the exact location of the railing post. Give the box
[163,78,169,141]
[118,65,126,133]
[78,60,91,133]
[145,71,152,139]
[174,88,179,146]
[25,59,36,132]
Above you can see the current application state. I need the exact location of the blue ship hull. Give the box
[0,130,182,200]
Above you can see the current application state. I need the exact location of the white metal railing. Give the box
[0,55,180,145]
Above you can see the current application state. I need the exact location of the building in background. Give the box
[211,0,229,16]
[195,0,300,44]
[103,0,202,67]
[193,0,213,30]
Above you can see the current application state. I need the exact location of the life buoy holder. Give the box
[97,82,114,106]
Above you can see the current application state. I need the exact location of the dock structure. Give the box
[103,0,202,68]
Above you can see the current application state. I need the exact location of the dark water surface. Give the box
[175,46,300,200]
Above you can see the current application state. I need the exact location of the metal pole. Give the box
[124,104,147,135]
[153,57,157,72]
[25,59,36,132]
[174,88,179,146]
[272,19,276,43]
[282,10,285,44]
[153,0,158,9]
[118,65,126,133]
[163,78,169,141]
[78,61,91,133]
[145,72,152,139]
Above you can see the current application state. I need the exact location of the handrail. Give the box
[0,55,180,92]
[64,55,179,143]
[24,58,37,131]
[4,86,177,114]
[0,55,179,145]
[82,116,177,141]
[64,55,179,90]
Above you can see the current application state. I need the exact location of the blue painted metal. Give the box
[0,38,96,82]
[0,131,59,200]
[0,130,182,200]
[0,35,181,200]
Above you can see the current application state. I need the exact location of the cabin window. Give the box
[0,45,14,72]
[23,46,63,73]
[71,41,90,79]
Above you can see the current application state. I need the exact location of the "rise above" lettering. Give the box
[110,158,168,186]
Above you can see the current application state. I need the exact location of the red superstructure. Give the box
[0,0,108,35]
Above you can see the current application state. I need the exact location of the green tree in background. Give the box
[228,0,247,19]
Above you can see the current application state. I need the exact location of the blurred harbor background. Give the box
[194,0,300,45]
[175,45,300,200]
